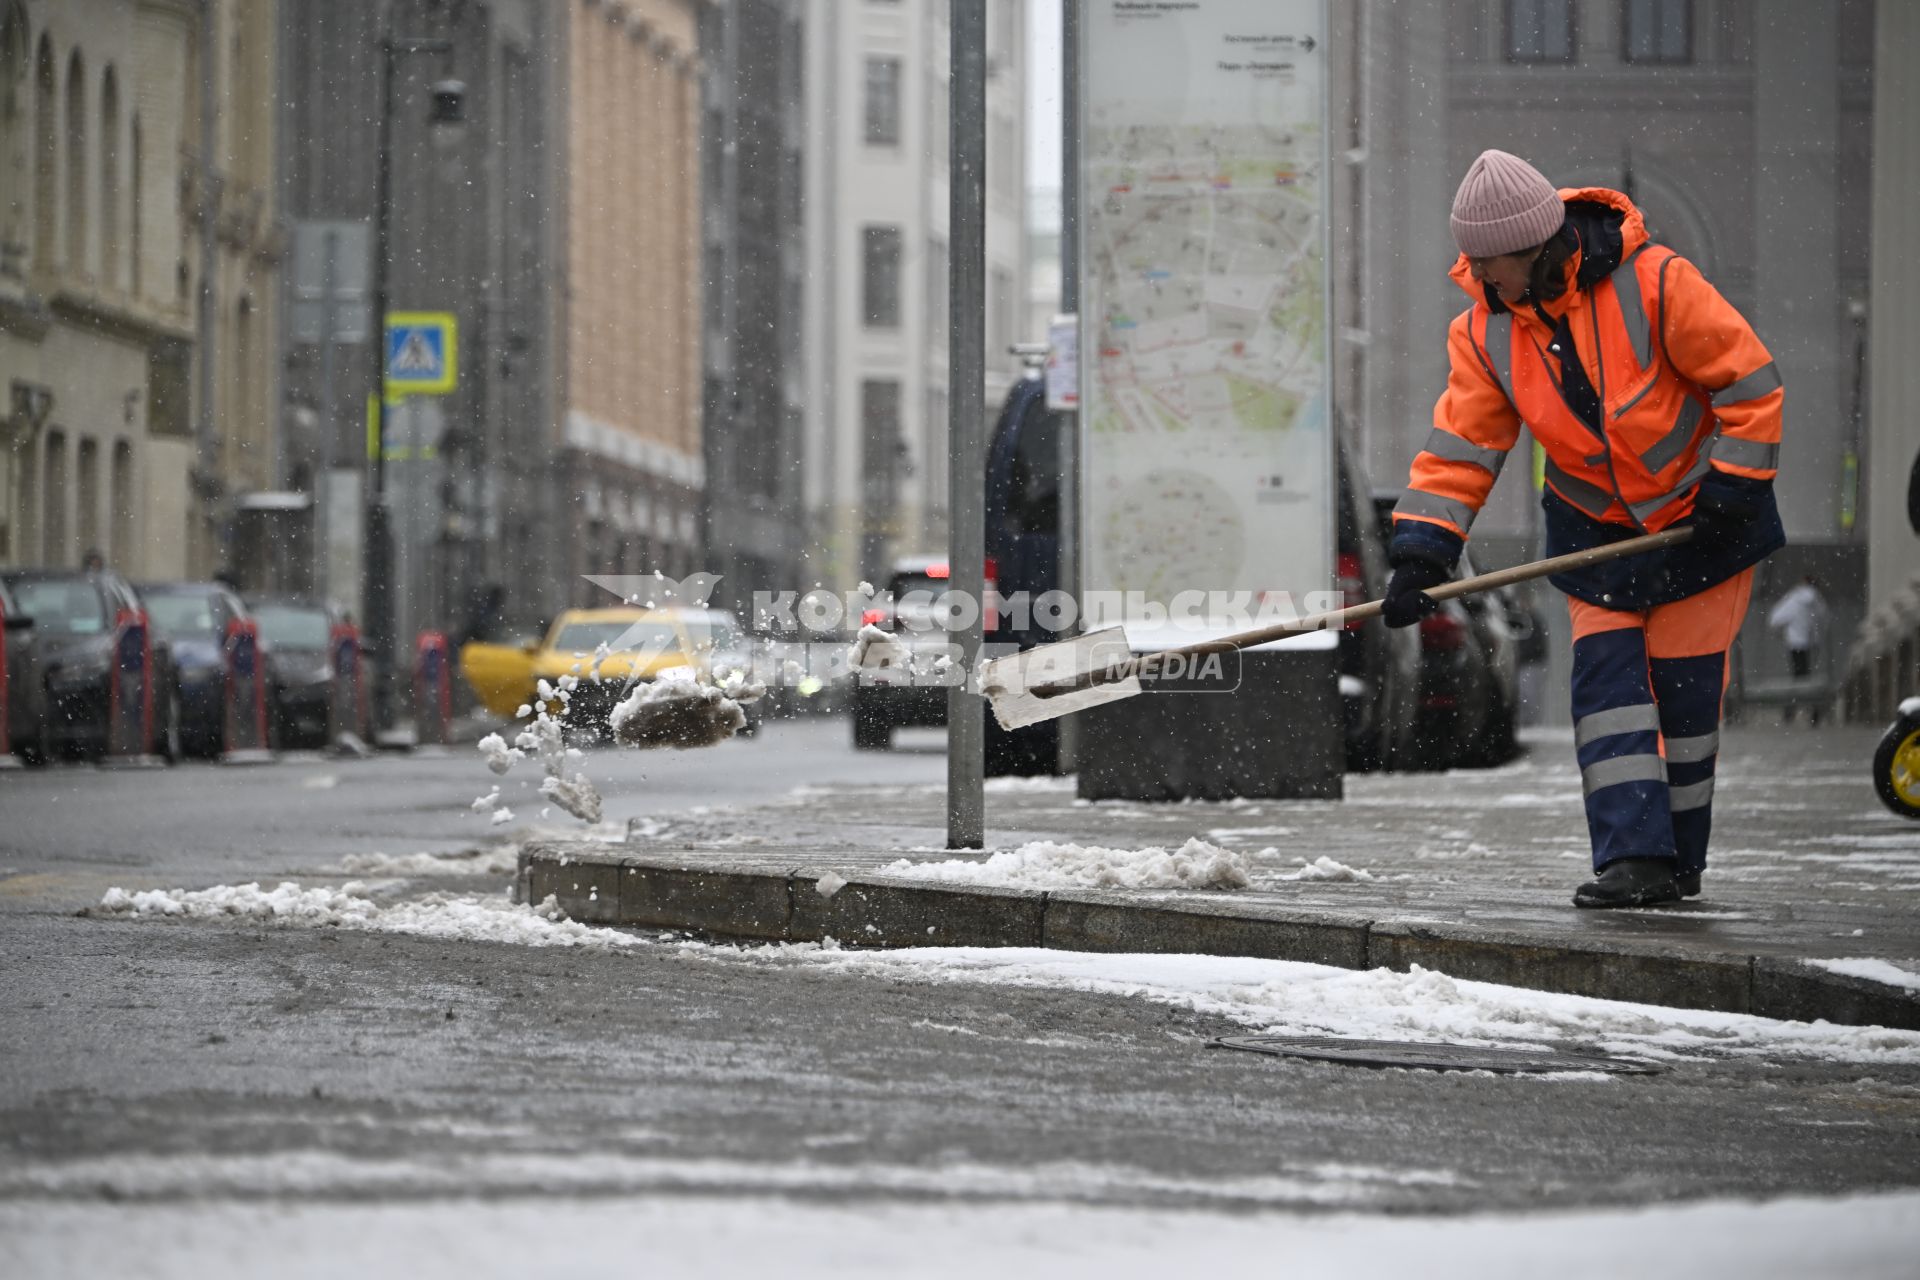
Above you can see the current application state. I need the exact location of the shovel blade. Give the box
[980,628,1141,729]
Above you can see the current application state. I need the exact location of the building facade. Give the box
[1331,0,1879,706]
[276,0,554,645]
[553,0,706,609]
[699,0,809,620]
[198,0,281,586]
[802,0,1029,586]
[0,0,201,581]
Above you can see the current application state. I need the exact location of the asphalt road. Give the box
[2,718,1918,1241]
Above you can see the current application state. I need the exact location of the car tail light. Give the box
[923,560,996,582]
[1336,552,1367,630]
[1419,610,1468,651]
[861,609,892,629]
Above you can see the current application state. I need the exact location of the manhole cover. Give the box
[1210,1035,1660,1075]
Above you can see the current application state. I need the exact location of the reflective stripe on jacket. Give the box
[1393,187,1785,606]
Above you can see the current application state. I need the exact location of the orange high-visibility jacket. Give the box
[1395,188,1782,556]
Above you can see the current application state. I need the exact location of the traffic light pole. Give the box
[365,30,452,733]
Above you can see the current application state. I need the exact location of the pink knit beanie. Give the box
[1450,149,1566,257]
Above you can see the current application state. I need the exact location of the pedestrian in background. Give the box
[1766,575,1829,724]
[1383,149,1786,909]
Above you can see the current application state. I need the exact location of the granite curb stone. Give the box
[517,841,1920,1032]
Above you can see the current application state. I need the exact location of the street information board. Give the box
[1080,0,1332,644]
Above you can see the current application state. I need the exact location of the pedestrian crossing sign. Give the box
[384,311,458,395]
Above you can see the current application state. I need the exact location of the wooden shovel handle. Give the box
[1146,526,1693,666]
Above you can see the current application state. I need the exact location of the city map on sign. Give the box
[1086,123,1326,603]
[1081,0,1331,630]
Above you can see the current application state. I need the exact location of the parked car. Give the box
[0,568,178,762]
[858,368,1084,772]
[1335,437,1420,772]
[1,576,45,762]
[137,581,251,758]
[460,605,764,741]
[1371,495,1522,769]
[245,595,344,750]
[851,556,990,753]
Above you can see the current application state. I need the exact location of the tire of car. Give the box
[1473,690,1518,768]
[19,714,49,767]
[158,691,183,764]
[852,703,892,751]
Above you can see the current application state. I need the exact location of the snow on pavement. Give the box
[881,838,1253,891]
[1809,957,1920,991]
[93,882,641,950]
[772,943,1920,1067]
[88,880,1920,1066]
[3,1188,1916,1280]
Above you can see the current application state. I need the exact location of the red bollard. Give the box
[328,621,369,746]
[0,593,16,769]
[221,617,274,764]
[104,608,162,766]
[413,631,452,746]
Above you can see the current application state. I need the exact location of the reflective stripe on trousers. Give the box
[1565,568,1756,874]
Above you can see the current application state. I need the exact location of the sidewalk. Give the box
[519,724,1920,1030]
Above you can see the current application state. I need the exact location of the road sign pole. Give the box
[1057,0,1082,776]
[948,0,988,850]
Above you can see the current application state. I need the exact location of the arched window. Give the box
[32,33,51,272]
[43,429,68,566]
[129,114,141,298]
[100,64,119,288]
[64,47,84,275]
[110,440,134,567]
[0,2,28,276]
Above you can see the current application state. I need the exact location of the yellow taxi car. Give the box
[461,607,759,733]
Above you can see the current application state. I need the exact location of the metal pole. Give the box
[365,32,397,731]
[194,0,220,575]
[1056,0,1081,775]
[364,27,452,733]
[947,0,987,850]
[317,229,339,600]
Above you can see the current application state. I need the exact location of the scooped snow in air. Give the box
[609,665,765,750]
[848,623,910,672]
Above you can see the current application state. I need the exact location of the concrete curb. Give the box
[517,842,1920,1033]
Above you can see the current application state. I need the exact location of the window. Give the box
[927,236,947,346]
[100,67,119,288]
[1506,0,1576,63]
[860,379,902,509]
[1623,0,1692,64]
[862,224,901,328]
[64,48,84,273]
[990,266,1015,358]
[863,57,900,145]
[32,35,52,271]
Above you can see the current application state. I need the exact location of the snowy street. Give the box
[3,719,1919,1275]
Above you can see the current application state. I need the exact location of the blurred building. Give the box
[699,0,809,620]
[276,0,554,643]
[551,0,706,609]
[196,0,283,588]
[801,0,1029,586]
[0,0,208,580]
[1330,0,1881,712]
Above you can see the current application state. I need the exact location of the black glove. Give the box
[1383,557,1450,628]
[1688,471,1768,550]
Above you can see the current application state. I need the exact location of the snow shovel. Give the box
[980,526,1693,730]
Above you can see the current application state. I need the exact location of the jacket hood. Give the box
[1448,186,1649,313]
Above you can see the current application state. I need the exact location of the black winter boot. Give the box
[1676,870,1702,899]
[1573,858,1681,909]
